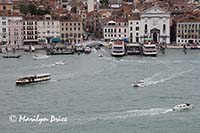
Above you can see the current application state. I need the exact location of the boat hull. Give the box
[16,77,51,85]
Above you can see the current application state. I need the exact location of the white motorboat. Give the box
[55,60,67,65]
[84,47,91,54]
[173,103,193,111]
[99,54,103,57]
[132,80,144,87]
[33,54,49,60]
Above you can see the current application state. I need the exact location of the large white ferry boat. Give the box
[142,42,157,56]
[16,73,51,85]
[111,41,125,56]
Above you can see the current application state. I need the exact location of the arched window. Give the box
[163,24,166,33]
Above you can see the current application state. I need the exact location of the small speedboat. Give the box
[84,47,91,54]
[173,103,193,111]
[132,80,144,87]
[99,54,103,57]
[55,60,67,65]
[33,54,49,60]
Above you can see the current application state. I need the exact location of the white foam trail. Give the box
[144,72,162,82]
[75,108,173,124]
[143,69,193,87]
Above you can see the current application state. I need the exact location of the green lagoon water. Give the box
[0,48,200,133]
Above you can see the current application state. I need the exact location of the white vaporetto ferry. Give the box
[142,42,157,56]
[16,73,51,85]
[111,41,125,56]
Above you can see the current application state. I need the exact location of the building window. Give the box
[2,28,6,32]
[119,29,121,33]
[2,22,6,25]
[130,27,133,31]
[124,29,126,33]
[163,24,166,34]
[145,24,147,33]
[3,6,6,10]
[105,29,107,32]
[136,27,139,31]
[130,33,133,37]
[136,37,139,42]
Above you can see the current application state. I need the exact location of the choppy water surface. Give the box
[1,49,200,133]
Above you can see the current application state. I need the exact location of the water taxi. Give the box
[33,54,49,60]
[173,103,193,111]
[111,41,125,56]
[132,80,145,87]
[16,73,51,85]
[2,54,21,58]
[84,47,91,54]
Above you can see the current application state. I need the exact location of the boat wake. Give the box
[140,69,193,87]
[72,108,173,124]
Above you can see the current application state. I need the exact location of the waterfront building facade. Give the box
[175,16,200,44]
[128,13,140,43]
[103,17,128,41]
[140,6,171,44]
[0,16,9,45]
[23,16,38,45]
[8,19,23,48]
[0,15,22,46]
[37,14,60,43]
[60,14,83,44]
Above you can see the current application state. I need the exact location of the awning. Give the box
[51,37,60,43]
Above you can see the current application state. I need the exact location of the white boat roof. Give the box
[19,73,51,78]
[127,43,140,46]
[143,44,156,47]
[75,43,82,46]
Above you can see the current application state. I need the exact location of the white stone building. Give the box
[175,16,200,44]
[103,18,128,41]
[87,0,94,12]
[139,6,171,44]
[37,14,60,43]
[128,13,140,43]
[0,15,22,45]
